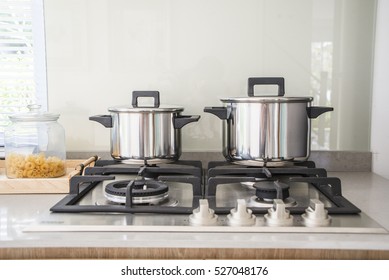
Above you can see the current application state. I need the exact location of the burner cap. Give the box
[254,180,290,200]
[104,179,169,204]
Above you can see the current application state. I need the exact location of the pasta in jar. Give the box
[5,153,66,178]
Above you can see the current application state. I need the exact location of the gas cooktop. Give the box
[23,159,388,234]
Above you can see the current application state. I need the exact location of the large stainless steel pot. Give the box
[90,91,200,164]
[204,77,333,166]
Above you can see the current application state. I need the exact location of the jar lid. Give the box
[8,105,60,122]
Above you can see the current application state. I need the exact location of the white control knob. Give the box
[264,199,293,226]
[302,199,331,226]
[227,199,256,226]
[189,199,218,226]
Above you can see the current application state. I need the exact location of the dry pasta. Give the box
[5,153,66,178]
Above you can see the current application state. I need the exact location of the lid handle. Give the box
[132,91,160,108]
[248,77,285,97]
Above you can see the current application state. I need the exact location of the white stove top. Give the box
[22,160,389,235]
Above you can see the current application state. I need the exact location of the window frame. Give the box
[0,0,48,150]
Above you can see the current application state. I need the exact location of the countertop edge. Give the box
[1,247,389,260]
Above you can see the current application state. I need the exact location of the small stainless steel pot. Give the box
[204,77,333,166]
[90,91,200,164]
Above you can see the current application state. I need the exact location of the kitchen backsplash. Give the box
[44,0,376,153]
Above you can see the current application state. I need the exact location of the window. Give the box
[310,41,333,150]
[0,0,47,152]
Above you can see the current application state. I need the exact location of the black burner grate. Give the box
[50,160,203,214]
[50,159,361,216]
[205,161,361,215]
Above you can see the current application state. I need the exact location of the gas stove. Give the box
[24,158,387,234]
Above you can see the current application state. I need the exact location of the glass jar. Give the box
[4,105,66,178]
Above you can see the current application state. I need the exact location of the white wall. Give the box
[371,0,389,179]
[43,0,376,153]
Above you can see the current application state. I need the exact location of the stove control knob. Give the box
[227,199,256,226]
[302,199,331,226]
[264,199,293,226]
[189,199,218,226]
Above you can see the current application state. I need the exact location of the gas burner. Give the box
[249,179,297,207]
[104,179,170,205]
[249,196,297,208]
[232,160,295,167]
[120,158,175,165]
[95,198,179,207]
[254,179,290,200]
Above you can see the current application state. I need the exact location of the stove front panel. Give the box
[24,211,387,234]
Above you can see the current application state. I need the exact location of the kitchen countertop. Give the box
[1,171,389,259]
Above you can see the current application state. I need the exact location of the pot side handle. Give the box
[248,77,285,97]
[204,107,230,120]
[89,115,113,128]
[306,106,334,119]
[174,115,201,129]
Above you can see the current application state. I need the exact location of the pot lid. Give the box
[108,105,184,113]
[222,77,313,103]
[8,104,60,122]
[220,96,313,103]
[108,90,184,113]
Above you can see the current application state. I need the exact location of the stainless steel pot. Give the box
[204,77,333,166]
[90,91,200,164]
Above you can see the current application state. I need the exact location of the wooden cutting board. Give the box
[0,159,89,194]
